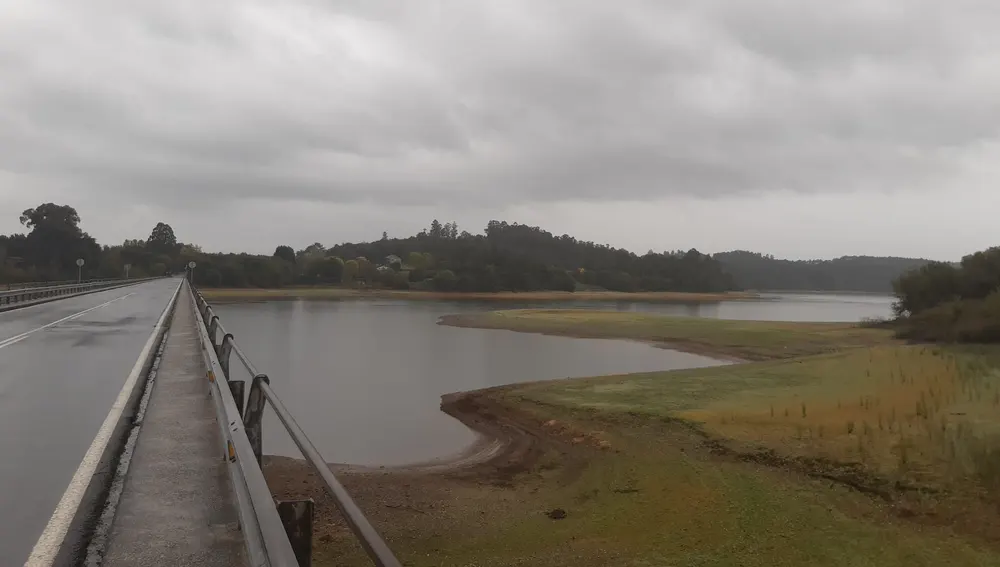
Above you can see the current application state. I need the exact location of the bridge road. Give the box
[0,278,180,564]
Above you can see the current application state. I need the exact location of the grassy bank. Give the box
[266,310,1000,566]
[512,346,1000,496]
[200,287,759,303]
[440,309,894,360]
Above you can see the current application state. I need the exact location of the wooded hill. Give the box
[323,220,735,293]
[713,250,931,293]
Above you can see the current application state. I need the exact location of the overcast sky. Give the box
[1,1,997,261]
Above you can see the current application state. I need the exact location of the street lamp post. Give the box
[124,263,131,280]
[76,258,85,283]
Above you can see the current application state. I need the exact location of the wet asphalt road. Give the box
[0,278,180,564]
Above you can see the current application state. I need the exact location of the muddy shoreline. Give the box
[305,388,542,476]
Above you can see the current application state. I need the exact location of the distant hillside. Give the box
[323,220,735,293]
[714,251,932,293]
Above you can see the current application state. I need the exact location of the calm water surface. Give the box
[216,294,893,465]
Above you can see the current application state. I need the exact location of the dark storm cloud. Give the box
[0,0,998,214]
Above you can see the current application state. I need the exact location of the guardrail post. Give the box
[208,315,221,349]
[277,499,314,567]
[218,334,235,379]
[228,380,246,418]
[244,374,270,467]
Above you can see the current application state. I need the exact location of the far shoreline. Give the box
[200,287,763,303]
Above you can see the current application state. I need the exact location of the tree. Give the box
[433,269,457,291]
[20,203,80,231]
[297,242,326,266]
[343,259,359,285]
[147,222,178,255]
[407,251,428,270]
[307,256,343,283]
[356,257,376,285]
[19,203,99,279]
[429,219,443,238]
[958,247,1000,300]
[892,262,960,316]
[273,245,296,264]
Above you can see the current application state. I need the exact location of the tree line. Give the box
[713,250,931,293]
[0,205,737,293]
[0,203,937,296]
[0,203,197,282]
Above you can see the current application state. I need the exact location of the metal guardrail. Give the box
[188,282,402,567]
[2,277,123,291]
[0,278,159,307]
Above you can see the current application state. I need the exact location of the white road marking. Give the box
[0,293,136,351]
[24,280,181,567]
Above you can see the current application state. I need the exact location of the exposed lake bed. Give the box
[244,292,1000,567]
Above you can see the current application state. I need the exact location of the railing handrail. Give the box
[0,277,162,307]
[0,279,132,297]
[2,277,124,291]
[188,282,402,567]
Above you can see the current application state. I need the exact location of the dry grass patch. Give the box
[440,310,894,360]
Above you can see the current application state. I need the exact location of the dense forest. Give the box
[0,202,937,296]
[714,251,931,293]
[891,246,1000,342]
[312,220,735,292]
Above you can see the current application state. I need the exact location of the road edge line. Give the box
[0,293,135,350]
[23,279,183,567]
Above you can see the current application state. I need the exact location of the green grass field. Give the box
[511,345,1000,491]
[407,443,999,567]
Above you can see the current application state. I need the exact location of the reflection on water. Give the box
[470,292,894,322]
[215,293,893,465]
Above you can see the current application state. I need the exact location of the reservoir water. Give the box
[214,294,893,465]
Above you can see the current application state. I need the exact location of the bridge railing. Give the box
[189,282,402,567]
[3,277,123,291]
[0,278,158,308]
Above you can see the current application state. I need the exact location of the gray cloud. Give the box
[0,0,998,256]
